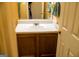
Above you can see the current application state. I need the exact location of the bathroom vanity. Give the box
[16,20,59,57]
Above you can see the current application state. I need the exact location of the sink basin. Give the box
[28,25,46,31]
[16,20,59,32]
[26,23,46,31]
[25,23,58,32]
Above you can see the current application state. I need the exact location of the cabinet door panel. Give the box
[17,34,36,57]
[39,33,58,57]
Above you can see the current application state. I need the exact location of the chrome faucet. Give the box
[34,23,39,26]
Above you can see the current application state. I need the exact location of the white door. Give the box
[56,2,79,57]
[31,2,44,19]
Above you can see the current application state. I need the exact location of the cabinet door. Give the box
[17,34,36,57]
[39,33,58,57]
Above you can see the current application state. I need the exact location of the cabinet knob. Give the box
[58,31,61,34]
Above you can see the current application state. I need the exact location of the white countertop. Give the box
[15,20,59,33]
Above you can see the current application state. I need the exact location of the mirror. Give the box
[18,2,60,20]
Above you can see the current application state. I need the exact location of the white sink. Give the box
[16,20,59,32]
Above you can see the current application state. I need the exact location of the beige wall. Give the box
[20,2,29,19]
[0,2,18,56]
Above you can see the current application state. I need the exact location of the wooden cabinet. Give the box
[39,33,57,57]
[17,33,58,57]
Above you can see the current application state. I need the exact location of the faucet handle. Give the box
[34,23,39,26]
